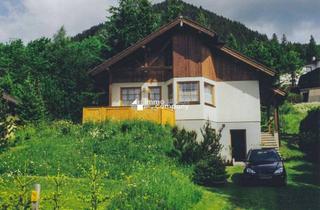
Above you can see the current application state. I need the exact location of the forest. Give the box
[1,0,320,123]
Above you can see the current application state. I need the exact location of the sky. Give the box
[0,0,319,43]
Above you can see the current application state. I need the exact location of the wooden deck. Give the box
[82,107,175,126]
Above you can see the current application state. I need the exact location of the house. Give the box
[84,17,285,162]
[298,68,320,102]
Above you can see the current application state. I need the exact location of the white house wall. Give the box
[215,80,261,122]
[110,77,262,161]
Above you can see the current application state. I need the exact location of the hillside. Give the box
[154,0,268,45]
[0,120,319,209]
[0,121,202,209]
[74,0,268,45]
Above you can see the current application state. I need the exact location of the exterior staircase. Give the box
[261,132,279,150]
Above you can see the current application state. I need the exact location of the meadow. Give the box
[0,120,319,209]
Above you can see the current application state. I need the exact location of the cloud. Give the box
[179,0,320,43]
[0,0,116,43]
[0,0,319,43]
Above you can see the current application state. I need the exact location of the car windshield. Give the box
[248,150,280,163]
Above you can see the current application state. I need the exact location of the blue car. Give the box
[243,148,287,186]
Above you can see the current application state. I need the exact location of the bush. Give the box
[193,156,227,186]
[171,127,200,163]
[193,122,227,186]
[299,108,320,162]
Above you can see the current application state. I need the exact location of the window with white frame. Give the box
[121,87,141,106]
[204,83,215,106]
[177,81,200,104]
[148,86,161,102]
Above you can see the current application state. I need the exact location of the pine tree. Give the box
[193,122,227,186]
[271,33,279,43]
[162,0,184,23]
[196,7,209,28]
[16,77,46,122]
[281,34,288,46]
[226,33,239,51]
[53,26,68,43]
[306,35,319,62]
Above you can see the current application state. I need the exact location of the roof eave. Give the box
[89,17,217,76]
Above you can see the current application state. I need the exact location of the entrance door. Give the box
[230,130,247,161]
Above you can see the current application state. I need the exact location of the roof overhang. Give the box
[89,17,217,76]
[217,46,276,76]
[89,17,277,78]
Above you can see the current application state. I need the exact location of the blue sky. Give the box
[0,0,319,43]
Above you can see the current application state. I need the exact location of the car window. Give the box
[248,150,280,163]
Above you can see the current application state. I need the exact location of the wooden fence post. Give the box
[31,184,40,210]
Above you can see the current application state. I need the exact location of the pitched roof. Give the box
[89,17,276,77]
[299,68,320,89]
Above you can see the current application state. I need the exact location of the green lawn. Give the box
[195,139,320,210]
[0,121,319,209]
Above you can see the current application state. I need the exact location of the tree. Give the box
[196,7,209,28]
[53,26,68,43]
[162,0,184,23]
[226,33,240,51]
[306,35,320,62]
[244,39,274,68]
[107,0,160,53]
[281,34,288,46]
[16,77,46,123]
[279,40,303,87]
[271,33,279,43]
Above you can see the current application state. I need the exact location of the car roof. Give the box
[250,148,277,152]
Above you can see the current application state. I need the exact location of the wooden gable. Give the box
[171,28,265,81]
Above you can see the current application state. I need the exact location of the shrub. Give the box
[193,155,227,186]
[193,122,227,186]
[171,126,200,163]
[299,108,320,162]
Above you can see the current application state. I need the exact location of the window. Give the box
[302,92,309,102]
[204,83,215,106]
[121,87,141,106]
[167,84,173,105]
[148,86,162,102]
[177,81,200,104]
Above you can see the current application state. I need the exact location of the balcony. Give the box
[82,107,175,126]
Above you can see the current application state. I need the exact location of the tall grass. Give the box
[0,120,202,209]
[280,102,320,134]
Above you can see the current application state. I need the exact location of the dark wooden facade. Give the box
[106,29,269,84]
[90,17,281,107]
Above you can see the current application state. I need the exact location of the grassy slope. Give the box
[1,121,319,209]
[280,102,320,134]
[0,121,201,209]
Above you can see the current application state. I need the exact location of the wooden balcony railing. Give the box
[83,106,175,126]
